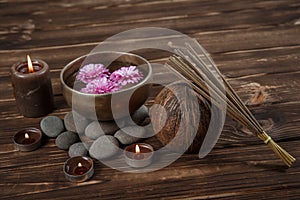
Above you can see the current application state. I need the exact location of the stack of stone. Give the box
[40,106,152,160]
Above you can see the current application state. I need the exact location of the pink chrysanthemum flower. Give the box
[76,64,110,84]
[110,66,143,86]
[80,77,120,94]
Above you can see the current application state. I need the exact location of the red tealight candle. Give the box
[124,143,154,168]
[21,133,36,144]
[13,128,42,151]
[10,55,54,118]
[74,162,88,175]
[134,144,144,160]
[63,156,94,182]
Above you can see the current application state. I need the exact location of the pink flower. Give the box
[80,77,120,94]
[110,66,143,86]
[76,64,110,84]
[77,64,144,94]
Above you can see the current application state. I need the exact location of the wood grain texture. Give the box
[0,0,300,199]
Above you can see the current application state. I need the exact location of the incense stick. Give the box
[166,41,296,167]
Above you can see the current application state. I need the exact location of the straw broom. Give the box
[166,39,296,167]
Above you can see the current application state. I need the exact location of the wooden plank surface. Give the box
[0,0,300,199]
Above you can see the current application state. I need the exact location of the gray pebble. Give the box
[64,111,90,134]
[85,121,119,140]
[132,105,149,123]
[80,135,95,150]
[40,116,65,137]
[68,142,88,157]
[89,135,119,160]
[55,131,79,150]
[117,105,149,128]
[114,126,146,145]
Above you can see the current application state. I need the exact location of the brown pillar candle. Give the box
[10,56,54,117]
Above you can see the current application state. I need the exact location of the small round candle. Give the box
[13,128,42,151]
[124,143,154,168]
[10,55,54,118]
[63,156,94,182]
[74,162,88,175]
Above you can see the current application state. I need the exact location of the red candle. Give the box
[124,143,154,168]
[63,156,94,182]
[74,162,88,175]
[13,128,42,151]
[10,55,53,118]
[21,133,36,144]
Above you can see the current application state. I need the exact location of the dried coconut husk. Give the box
[150,81,211,153]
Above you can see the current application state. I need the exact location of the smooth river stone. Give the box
[64,111,90,134]
[85,121,119,140]
[40,116,65,138]
[55,131,79,150]
[114,126,147,145]
[80,135,95,150]
[68,142,88,157]
[117,105,149,128]
[89,135,119,160]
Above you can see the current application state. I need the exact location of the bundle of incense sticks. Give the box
[167,39,295,167]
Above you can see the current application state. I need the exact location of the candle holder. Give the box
[13,128,42,151]
[10,56,54,118]
[124,143,154,168]
[63,156,94,182]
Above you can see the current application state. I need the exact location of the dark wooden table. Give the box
[1,0,300,199]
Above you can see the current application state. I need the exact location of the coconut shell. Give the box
[150,81,211,153]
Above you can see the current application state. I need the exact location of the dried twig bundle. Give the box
[167,39,296,167]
